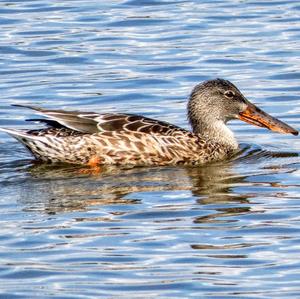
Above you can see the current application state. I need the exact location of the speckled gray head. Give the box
[188,78,248,124]
[187,78,298,139]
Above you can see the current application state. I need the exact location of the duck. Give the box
[0,79,298,166]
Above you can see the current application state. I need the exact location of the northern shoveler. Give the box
[0,79,298,166]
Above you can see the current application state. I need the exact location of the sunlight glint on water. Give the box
[0,0,300,298]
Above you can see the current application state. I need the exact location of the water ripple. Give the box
[0,0,300,298]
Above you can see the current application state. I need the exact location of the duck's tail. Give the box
[0,127,37,141]
[0,127,51,161]
[0,127,85,164]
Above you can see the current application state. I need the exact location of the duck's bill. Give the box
[238,104,298,136]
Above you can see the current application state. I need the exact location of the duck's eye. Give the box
[224,90,235,98]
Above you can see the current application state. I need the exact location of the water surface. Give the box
[1,0,300,298]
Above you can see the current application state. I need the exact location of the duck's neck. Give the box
[190,119,239,150]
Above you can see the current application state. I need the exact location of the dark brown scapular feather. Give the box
[12,105,188,137]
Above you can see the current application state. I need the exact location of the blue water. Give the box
[1,0,300,298]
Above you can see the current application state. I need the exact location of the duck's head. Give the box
[188,79,298,144]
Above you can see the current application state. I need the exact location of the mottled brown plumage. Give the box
[0,79,297,166]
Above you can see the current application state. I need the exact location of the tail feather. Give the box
[11,104,44,112]
[0,127,59,162]
[0,127,39,141]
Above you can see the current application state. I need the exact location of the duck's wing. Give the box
[14,104,101,133]
[14,105,189,136]
[94,113,189,136]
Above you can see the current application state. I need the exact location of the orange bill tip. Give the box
[239,104,298,136]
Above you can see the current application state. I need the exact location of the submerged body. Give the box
[0,79,297,166]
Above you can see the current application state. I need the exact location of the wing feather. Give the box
[13,105,189,137]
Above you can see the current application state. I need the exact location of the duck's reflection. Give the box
[14,143,299,218]
[7,148,299,266]
[17,160,251,214]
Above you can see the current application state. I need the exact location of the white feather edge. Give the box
[0,127,40,140]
